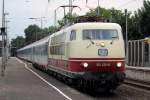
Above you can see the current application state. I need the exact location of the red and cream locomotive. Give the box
[18,22,125,92]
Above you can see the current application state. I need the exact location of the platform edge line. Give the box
[15,57,72,100]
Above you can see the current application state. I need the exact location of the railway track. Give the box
[123,78,150,91]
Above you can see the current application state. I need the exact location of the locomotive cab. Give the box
[67,22,125,90]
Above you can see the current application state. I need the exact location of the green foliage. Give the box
[138,0,150,37]
[11,25,58,48]
[24,25,41,44]
[48,26,58,34]
[122,0,150,39]
[58,13,77,28]
[11,36,25,49]
[86,7,111,18]
[24,25,58,45]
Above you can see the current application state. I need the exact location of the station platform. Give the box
[126,65,150,83]
[0,57,69,100]
[1,57,150,100]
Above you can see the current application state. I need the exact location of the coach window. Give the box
[70,30,76,41]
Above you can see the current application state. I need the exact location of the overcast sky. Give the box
[0,0,145,40]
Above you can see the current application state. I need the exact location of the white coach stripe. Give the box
[15,57,72,100]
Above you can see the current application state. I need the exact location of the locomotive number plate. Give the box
[96,63,111,67]
[98,49,108,56]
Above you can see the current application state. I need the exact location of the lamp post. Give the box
[28,18,37,41]
[125,9,128,64]
[69,0,73,16]
[29,17,46,41]
[1,0,6,77]
[5,20,10,61]
[54,7,61,26]
[29,17,46,29]
[3,13,9,63]
[97,0,100,16]
[85,0,100,16]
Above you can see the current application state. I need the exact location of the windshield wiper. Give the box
[86,36,95,45]
[110,36,117,44]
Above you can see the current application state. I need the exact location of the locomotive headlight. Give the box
[83,62,88,68]
[117,62,122,67]
[100,42,105,47]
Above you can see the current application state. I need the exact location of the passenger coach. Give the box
[18,22,125,92]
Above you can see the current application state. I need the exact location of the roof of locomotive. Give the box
[69,22,121,30]
[50,22,121,37]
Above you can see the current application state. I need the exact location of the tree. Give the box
[24,24,59,45]
[24,25,41,44]
[139,0,150,37]
[48,26,58,34]
[39,26,58,39]
[11,36,25,49]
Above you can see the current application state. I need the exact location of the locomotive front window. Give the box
[83,29,118,40]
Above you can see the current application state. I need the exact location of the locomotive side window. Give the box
[50,33,66,55]
[70,30,76,41]
[83,29,118,40]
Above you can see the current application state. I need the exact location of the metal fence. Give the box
[127,39,150,67]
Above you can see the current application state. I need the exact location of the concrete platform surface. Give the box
[0,57,68,100]
[1,58,150,100]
